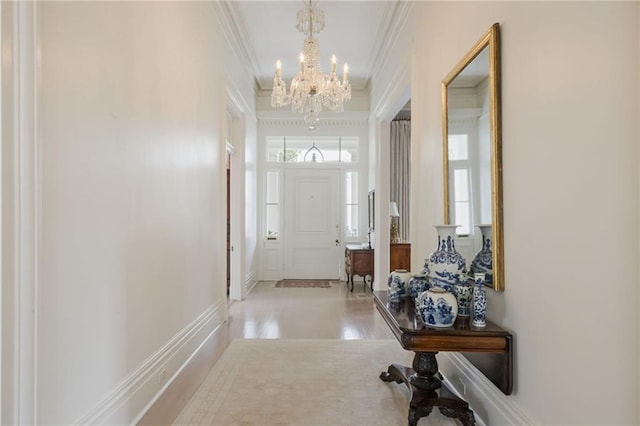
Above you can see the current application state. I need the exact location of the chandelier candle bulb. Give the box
[331,54,337,74]
[343,64,349,82]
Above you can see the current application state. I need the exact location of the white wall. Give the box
[402,2,638,424]
[1,2,254,423]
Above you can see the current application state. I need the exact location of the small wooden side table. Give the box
[345,244,374,291]
[373,291,513,426]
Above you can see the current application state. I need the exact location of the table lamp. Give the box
[390,201,400,243]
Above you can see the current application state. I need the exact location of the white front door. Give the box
[283,168,341,279]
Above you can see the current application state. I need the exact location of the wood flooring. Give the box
[138,280,392,425]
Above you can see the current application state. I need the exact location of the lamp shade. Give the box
[389,202,400,217]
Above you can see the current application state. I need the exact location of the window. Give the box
[265,171,279,239]
[345,171,359,237]
[266,136,358,163]
[452,169,471,235]
[448,134,472,236]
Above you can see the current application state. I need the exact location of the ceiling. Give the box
[230,1,400,92]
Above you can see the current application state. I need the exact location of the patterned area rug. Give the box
[275,279,332,288]
[174,339,458,425]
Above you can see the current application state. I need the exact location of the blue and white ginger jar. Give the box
[387,269,412,301]
[416,287,458,328]
[426,225,467,292]
[470,224,493,286]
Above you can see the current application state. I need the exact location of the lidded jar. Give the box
[416,286,458,328]
[387,269,412,301]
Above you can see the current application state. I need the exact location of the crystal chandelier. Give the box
[271,0,351,129]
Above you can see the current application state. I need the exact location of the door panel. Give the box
[284,169,340,279]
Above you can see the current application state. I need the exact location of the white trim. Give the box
[75,303,226,426]
[439,352,539,425]
[0,4,3,422]
[370,63,410,122]
[258,118,368,128]
[366,1,414,89]
[1,2,40,423]
[211,1,260,92]
[225,76,256,122]
[225,87,246,301]
[244,270,258,294]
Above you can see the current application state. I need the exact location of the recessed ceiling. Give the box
[232,1,395,91]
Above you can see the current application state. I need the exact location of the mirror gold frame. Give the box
[442,23,503,291]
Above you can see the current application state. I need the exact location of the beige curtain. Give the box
[390,120,411,242]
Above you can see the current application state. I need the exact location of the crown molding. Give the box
[369,58,410,120]
[449,107,483,125]
[210,1,261,92]
[366,1,414,90]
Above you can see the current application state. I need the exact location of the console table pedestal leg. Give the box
[380,351,475,426]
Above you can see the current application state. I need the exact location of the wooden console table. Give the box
[373,291,512,426]
[345,244,374,292]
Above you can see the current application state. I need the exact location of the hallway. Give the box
[139,281,395,424]
[3,2,638,424]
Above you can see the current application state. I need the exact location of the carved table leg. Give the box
[379,364,404,384]
[410,351,441,390]
[379,352,476,426]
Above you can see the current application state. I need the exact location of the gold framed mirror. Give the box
[442,23,503,291]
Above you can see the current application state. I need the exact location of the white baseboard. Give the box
[74,303,226,425]
[244,270,258,294]
[439,352,538,425]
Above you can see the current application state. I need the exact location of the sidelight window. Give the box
[345,171,359,238]
[265,171,280,239]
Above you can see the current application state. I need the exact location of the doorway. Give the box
[283,168,341,279]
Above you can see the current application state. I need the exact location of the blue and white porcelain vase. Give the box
[416,287,458,328]
[454,279,473,317]
[387,269,412,301]
[426,225,467,292]
[470,224,493,286]
[472,273,487,327]
[407,274,429,298]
